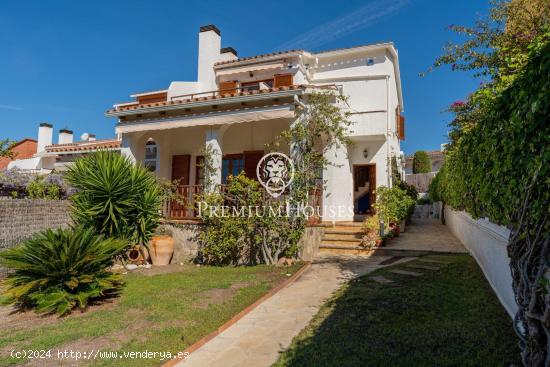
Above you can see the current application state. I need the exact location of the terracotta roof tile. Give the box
[214,50,303,66]
[109,85,304,113]
[45,139,121,153]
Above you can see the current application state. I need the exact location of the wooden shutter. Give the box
[398,115,405,140]
[219,81,238,96]
[243,150,264,180]
[171,155,190,184]
[274,74,293,88]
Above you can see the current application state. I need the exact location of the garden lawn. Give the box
[273,255,521,367]
[0,263,302,367]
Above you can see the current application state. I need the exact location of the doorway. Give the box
[353,164,376,214]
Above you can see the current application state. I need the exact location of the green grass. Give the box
[273,255,521,367]
[0,263,302,366]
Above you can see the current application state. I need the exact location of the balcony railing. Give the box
[162,184,323,221]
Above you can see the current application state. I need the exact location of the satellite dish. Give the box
[81,132,89,141]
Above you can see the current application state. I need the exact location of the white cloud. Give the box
[0,104,22,111]
[277,0,411,51]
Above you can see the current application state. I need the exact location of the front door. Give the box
[353,164,376,214]
[171,155,190,184]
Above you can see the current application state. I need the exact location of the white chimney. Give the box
[88,134,96,141]
[58,129,73,144]
[198,24,222,91]
[37,123,53,152]
[219,47,238,63]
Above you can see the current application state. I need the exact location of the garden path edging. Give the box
[162,262,311,367]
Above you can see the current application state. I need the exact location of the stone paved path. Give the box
[176,255,390,367]
[386,219,467,253]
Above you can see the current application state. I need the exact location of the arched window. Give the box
[144,138,157,172]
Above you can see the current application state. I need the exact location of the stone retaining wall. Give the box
[0,198,72,275]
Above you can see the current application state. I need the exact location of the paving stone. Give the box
[390,269,423,277]
[369,275,394,284]
[406,264,440,271]
[418,259,449,265]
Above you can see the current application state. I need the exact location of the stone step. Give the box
[323,233,363,241]
[324,228,364,235]
[322,239,363,246]
[322,221,363,227]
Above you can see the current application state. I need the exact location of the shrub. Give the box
[26,176,62,200]
[198,173,303,265]
[65,151,162,246]
[0,227,127,315]
[412,150,431,173]
[374,186,415,226]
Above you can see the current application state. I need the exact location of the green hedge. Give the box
[412,150,431,173]
[430,35,550,226]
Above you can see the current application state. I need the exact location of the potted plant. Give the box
[149,225,174,266]
[361,214,382,248]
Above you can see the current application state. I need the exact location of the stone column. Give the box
[120,134,137,165]
[205,127,225,190]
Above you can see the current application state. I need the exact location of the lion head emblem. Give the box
[257,153,295,198]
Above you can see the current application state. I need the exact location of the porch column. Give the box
[205,126,225,190]
[120,134,137,164]
[323,142,353,222]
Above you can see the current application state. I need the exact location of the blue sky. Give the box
[0,0,490,154]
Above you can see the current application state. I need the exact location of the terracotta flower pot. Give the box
[149,236,174,266]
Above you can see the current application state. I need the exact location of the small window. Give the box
[222,154,244,183]
[144,139,157,172]
[366,58,375,66]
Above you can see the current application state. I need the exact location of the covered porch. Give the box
[118,113,297,219]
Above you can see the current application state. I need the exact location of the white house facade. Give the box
[106,25,406,222]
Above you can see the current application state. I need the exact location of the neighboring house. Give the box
[106,24,405,222]
[8,123,120,172]
[0,139,37,170]
[404,150,445,174]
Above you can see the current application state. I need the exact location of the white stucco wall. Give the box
[444,207,516,318]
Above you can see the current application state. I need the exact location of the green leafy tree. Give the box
[65,151,162,246]
[412,151,431,173]
[0,139,15,158]
[0,226,127,315]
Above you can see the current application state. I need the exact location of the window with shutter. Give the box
[219,81,238,96]
[243,151,264,180]
[398,115,405,140]
[274,74,293,88]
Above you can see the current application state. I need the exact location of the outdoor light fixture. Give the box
[363,148,368,158]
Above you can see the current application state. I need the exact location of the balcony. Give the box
[107,85,306,117]
[162,184,323,221]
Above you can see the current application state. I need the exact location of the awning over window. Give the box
[115,104,295,134]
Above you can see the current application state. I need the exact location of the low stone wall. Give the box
[444,207,515,318]
[161,222,201,264]
[0,198,72,276]
[413,202,442,220]
[299,226,324,261]
[162,221,324,264]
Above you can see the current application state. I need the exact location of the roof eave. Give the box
[106,89,305,117]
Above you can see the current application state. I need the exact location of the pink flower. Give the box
[451,101,465,109]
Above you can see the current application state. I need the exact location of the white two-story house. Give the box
[106,25,405,222]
